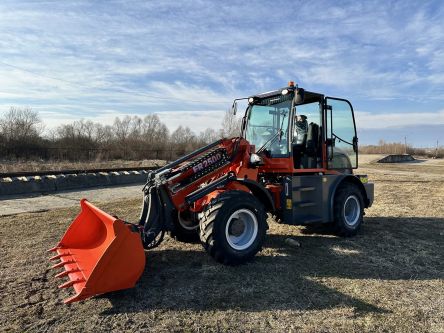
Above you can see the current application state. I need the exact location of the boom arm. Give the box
[138,137,254,248]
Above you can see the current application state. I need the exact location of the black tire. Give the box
[333,182,364,237]
[199,191,267,265]
[170,210,200,243]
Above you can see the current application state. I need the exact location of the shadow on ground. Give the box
[102,216,444,315]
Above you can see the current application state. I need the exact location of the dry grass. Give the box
[0,159,166,173]
[0,157,443,332]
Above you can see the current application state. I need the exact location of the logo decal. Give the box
[192,153,222,173]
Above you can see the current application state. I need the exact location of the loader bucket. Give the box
[48,199,146,304]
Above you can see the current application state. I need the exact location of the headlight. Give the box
[281,89,289,95]
[248,97,254,104]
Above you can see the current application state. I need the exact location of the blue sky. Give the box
[0,1,443,146]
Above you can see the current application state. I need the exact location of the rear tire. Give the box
[170,210,200,243]
[199,191,267,265]
[333,183,364,236]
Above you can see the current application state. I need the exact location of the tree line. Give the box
[0,107,241,161]
[2,107,441,162]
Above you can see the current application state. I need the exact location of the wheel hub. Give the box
[228,218,245,237]
[225,209,258,251]
[343,195,360,227]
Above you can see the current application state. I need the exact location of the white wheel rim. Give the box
[178,211,199,231]
[343,195,360,227]
[225,209,258,251]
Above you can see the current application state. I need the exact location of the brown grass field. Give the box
[0,159,166,173]
[1,155,443,332]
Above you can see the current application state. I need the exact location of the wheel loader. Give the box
[49,82,374,303]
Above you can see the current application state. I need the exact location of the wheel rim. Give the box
[343,195,360,227]
[177,211,199,231]
[225,209,258,251]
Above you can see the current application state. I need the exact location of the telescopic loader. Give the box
[49,82,374,303]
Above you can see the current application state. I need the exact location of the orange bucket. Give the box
[48,199,146,304]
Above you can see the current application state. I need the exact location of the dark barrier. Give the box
[0,170,151,197]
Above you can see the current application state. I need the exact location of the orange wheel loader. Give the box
[49,82,374,303]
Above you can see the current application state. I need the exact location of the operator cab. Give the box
[240,82,358,173]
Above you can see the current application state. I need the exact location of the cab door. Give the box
[324,97,358,169]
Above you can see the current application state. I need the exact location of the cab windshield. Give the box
[245,94,292,157]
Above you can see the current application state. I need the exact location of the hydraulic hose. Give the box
[139,186,165,249]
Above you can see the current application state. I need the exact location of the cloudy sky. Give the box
[0,1,443,146]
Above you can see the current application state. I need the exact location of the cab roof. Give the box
[251,86,324,104]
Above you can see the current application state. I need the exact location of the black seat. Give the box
[306,123,319,155]
[293,123,320,169]
[305,123,320,168]
[293,123,322,169]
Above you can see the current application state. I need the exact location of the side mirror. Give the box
[353,136,358,152]
[294,88,305,105]
[326,138,335,161]
[231,101,237,115]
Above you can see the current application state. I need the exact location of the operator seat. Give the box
[305,122,320,168]
[293,122,320,169]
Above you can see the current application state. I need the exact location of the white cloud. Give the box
[157,111,226,133]
[355,110,444,129]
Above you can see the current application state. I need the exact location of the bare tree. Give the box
[198,128,220,145]
[113,116,132,144]
[56,123,76,141]
[171,126,196,152]
[220,108,241,138]
[129,116,143,140]
[94,124,114,145]
[0,107,43,142]
[80,120,96,141]
[142,114,169,147]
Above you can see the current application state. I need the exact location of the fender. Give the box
[328,175,369,222]
[233,178,275,212]
[185,175,275,213]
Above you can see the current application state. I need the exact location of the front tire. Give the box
[199,191,267,265]
[333,183,364,236]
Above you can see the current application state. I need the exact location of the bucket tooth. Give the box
[58,278,83,289]
[58,280,75,289]
[51,259,73,270]
[55,268,79,279]
[49,253,69,261]
[47,246,61,253]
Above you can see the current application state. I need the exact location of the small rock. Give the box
[285,237,301,248]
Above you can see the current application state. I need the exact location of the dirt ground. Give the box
[1,155,443,332]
